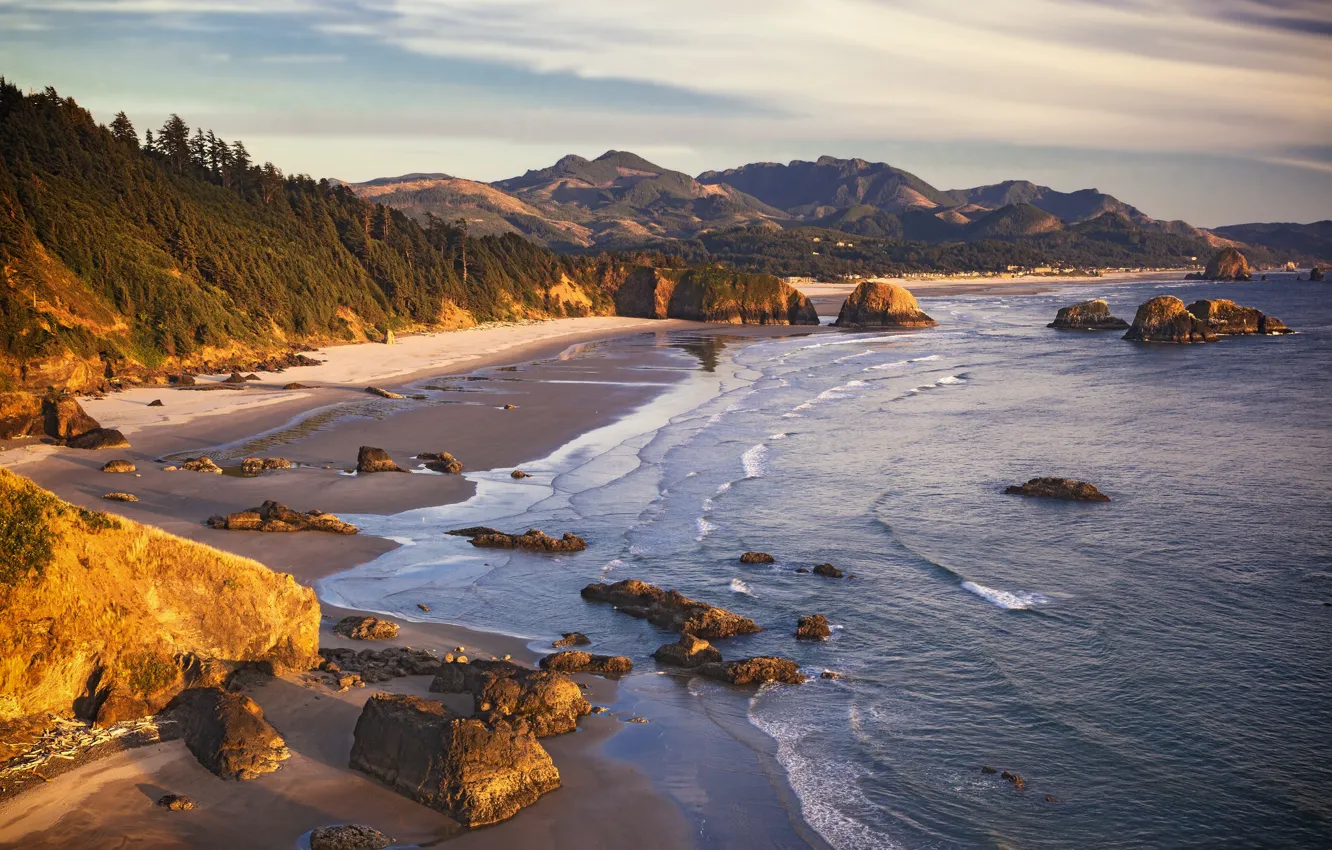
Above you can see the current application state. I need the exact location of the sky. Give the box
[2,0,1330,227]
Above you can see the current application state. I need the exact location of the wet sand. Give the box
[0,320,829,849]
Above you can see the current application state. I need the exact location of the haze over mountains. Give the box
[348,150,1325,266]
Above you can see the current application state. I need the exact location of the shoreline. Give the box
[0,318,827,849]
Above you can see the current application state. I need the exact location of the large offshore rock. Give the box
[465,528,587,552]
[1201,247,1251,281]
[580,579,760,639]
[1004,477,1110,502]
[1047,299,1129,330]
[170,687,291,780]
[1186,299,1290,335]
[349,693,560,827]
[1123,296,1217,343]
[834,281,937,329]
[613,267,818,325]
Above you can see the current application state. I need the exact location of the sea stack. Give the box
[834,281,937,329]
[1200,247,1252,282]
[1123,296,1217,343]
[1047,299,1129,330]
[1186,299,1290,335]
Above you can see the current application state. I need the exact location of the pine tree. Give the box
[230,140,252,188]
[189,128,207,170]
[109,112,138,148]
[157,114,190,172]
[143,128,155,153]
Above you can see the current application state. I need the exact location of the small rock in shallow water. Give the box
[553,632,591,648]
[626,716,649,724]
[795,614,831,640]
[740,551,774,564]
[156,794,195,811]
[981,765,997,775]
[820,670,840,680]
[1001,770,1026,790]
[813,563,843,578]
[309,824,393,850]
[1004,477,1110,502]
[417,603,431,612]
[511,469,529,479]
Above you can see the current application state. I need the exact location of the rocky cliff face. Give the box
[1201,247,1252,281]
[1123,296,1218,343]
[833,281,937,329]
[0,469,319,726]
[613,267,818,325]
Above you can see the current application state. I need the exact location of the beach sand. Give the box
[0,317,827,849]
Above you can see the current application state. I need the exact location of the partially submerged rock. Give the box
[834,281,937,329]
[309,825,393,850]
[538,651,633,676]
[511,470,530,479]
[652,633,723,668]
[740,551,774,564]
[466,528,587,552]
[795,614,831,640]
[418,451,463,474]
[813,563,843,578]
[333,616,399,640]
[1123,296,1217,343]
[1186,299,1291,335]
[580,579,760,639]
[102,492,139,502]
[1047,299,1129,330]
[365,386,405,399]
[66,427,130,450]
[1005,477,1110,502]
[349,693,560,827]
[356,446,406,474]
[179,456,223,474]
[170,687,290,780]
[552,632,591,648]
[102,459,136,473]
[207,501,358,534]
[240,457,293,475]
[699,657,805,686]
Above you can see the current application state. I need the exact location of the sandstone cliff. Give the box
[833,281,937,328]
[613,267,818,325]
[0,469,319,726]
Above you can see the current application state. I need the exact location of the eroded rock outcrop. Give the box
[1186,299,1291,336]
[102,492,138,502]
[1004,477,1110,502]
[170,687,290,780]
[102,459,136,473]
[319,645,443,682]
[356,446,405,474]
[795,614,831,640]
[418,451,464,473]
[552,632,590,648]
[740,551,774,564]
[179,456,223,474]
[207,501,358,534]
[1123,296,1217,343]
[652,633,723,668]
[1201,247,1252,281]
[349,693,560,827]
[1047,299,1129,330]
[309,825,393,850]
[66,427,130,450]
[429,659,590,738]
[240,457,292,475]
[538,651,633,676]
[698,657,805,686]
[834,282,937,329]
[464,528,588,552]
[580,579,760,639]
[613,267,819,325]
[333,616,400,641]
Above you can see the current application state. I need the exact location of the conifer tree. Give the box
[157,114,190,172]
[109,111,138,147]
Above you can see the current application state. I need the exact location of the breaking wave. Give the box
[961,581,1048,610]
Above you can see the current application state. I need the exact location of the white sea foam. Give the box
[833,350,874,364]
[741,443,768,478]
[768,432,788,441]
[695,516,715,540]
[799,334,907,350]
[729,578,755,596]
[601,558,627,578]
[961,581,1048,610]
[864,353,941,372]
[716,480,732,494]
[935,375,966,385]
[702,497,716,512]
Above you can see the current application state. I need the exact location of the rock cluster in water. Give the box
[538,651,633,676]
[452,527,588,552]
[1047,299,1129,330]
[1123,296,1218,343]
[208,501,358,534]
[834,281,937,329]
[1004,477,1110,502]
[356,446,406,473]
[698,657,806,685]
[1185,299,1289,336]
[580,579,761,639]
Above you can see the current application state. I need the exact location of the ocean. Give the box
[321,278,1332,848]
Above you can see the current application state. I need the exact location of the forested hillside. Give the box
[0,81,629,393]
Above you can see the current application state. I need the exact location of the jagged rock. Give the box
[207,501,358,534]
[241,457,292,475]
[652,633,723,668]
[309,824,393,850]
[102,459,135,473]
[740,551,774,564]
[418,451,463,473]
[365,386,405,399]
[321,645,443,680]
[156,794,195,811]
[813,563,843,578]
[834,281,937,329]
[699,657,805,686]
[242,374,260,382]
[795,614,831,640]
[1186,299,1291,335]
[511,470,529,479]
[221,372,248,384]
[170,687,290,780]
[1001,770,1026,791]
[180,456,224,474]
[539,651,633,676]
[349,693,560,827]
[466,528,587,552]
[580,579,760,639]
[1123,296,1217,343]
[66,428,130,450]
[147,399,164,407]
[102,492,138,502]
[1202,247,1252,281]
[431,659,590,737]
[1005,477,1110,502]
[171,374,196,386]
[333,616,399,640]
[43,395,101,440]
[1047,299,1129,330]
[552,632,590,648]
[356,446,405,474]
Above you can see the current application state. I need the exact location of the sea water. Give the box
[321,278,1332,848]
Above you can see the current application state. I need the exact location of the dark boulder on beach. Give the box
[356,446,406,474]
[349,693,560,827]
[309,824,393,850]
[171,374,196,386]
[102,459,135,473]
[1123,296,1217,343]
[65,427,130,450]
[207,501,358,534]
[221,372,248,384]
[333,615,399,640]
[580,579,761,639]
[430,659,590,737]
[147,399,164,407]
[538,651,633,676]
[652,633,723,668]
[698,657,806,686]
[795,614,831,640]
[1201,247,1252,281]
[813,563,843,578]
[552,632,591,648]
[740,551,774,564]
[170,687,290,780]
[1004,477,1110,502]
[1047,299,1129,330]
[834,281,937,329]
[1185,299,1291,335]
[466,528,587,552]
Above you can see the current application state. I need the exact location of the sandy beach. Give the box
[0,316,827,849]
